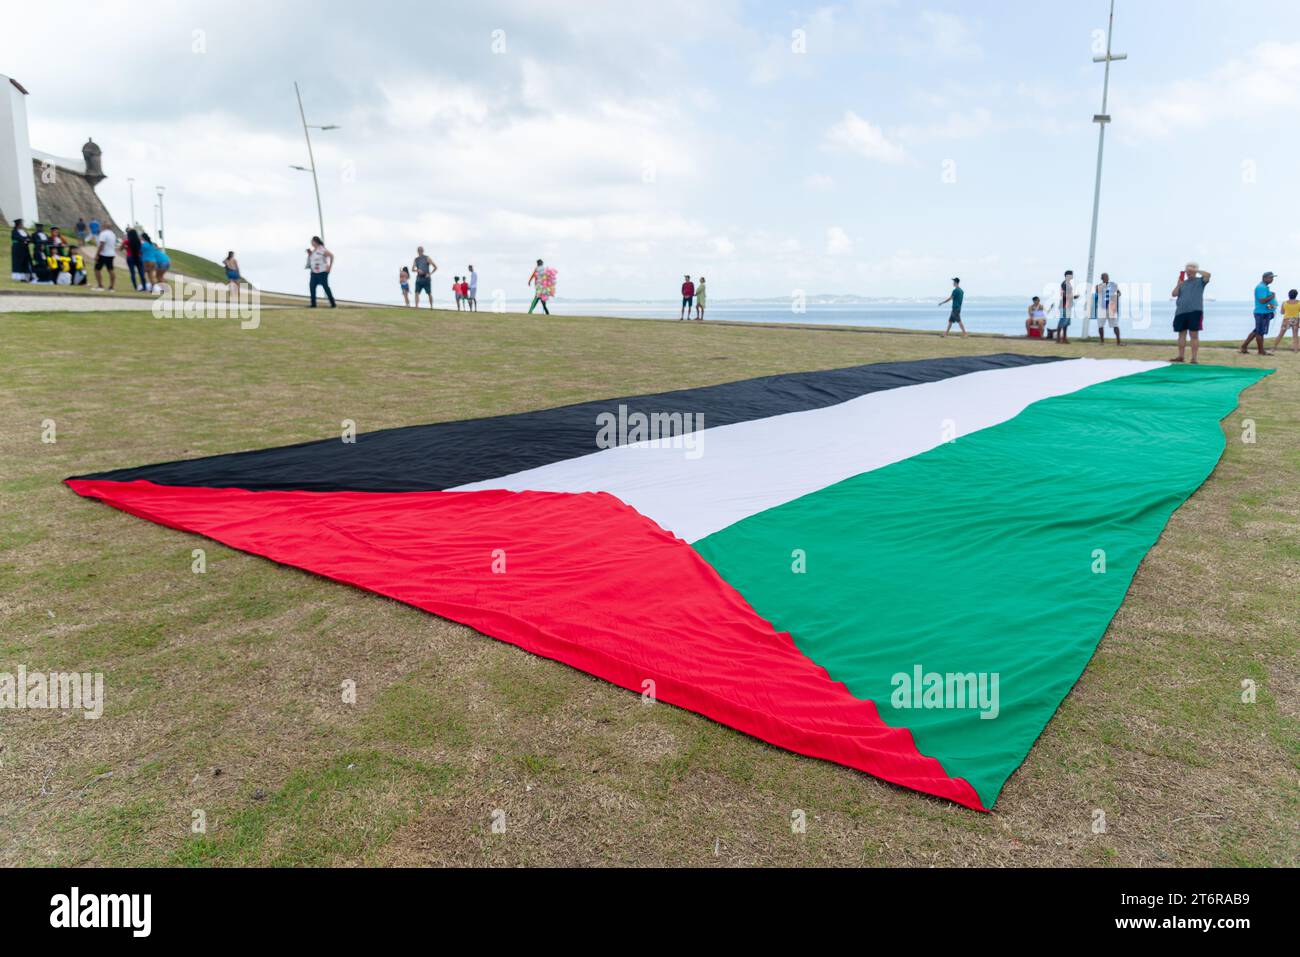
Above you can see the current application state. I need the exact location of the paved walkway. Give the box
[0,293,162,312]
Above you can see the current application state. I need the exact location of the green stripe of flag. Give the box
[694,364,1270,807]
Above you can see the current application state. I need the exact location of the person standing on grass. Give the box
[467,265,478,311]
[1094,272,1122,345]
[125,228,145,291]
[528,259,550,314]
[412,246,436,309]
[695,276,707,320]
[140,232,165,292]
[223,251,241,296]
[1272,288,1300,353]
[939,277,966,337]
[10,219,33,282]
[89,218,100,245]
[453,276,463,310]
[680,274,695,320]
[1170,261,1210,364]
[1055,270,1078,344]
[75,217,88,246]
[94,224,117,291]
[399,266,411,306]
[1241,270,1278,356]
[306,236,336,308]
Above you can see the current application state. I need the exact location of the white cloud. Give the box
[897,107,995,142]
[823,111,908,164]
[804,173,834,190]
[826,226,853,256]
[1121,42,1300,139]
[915,11,982,61]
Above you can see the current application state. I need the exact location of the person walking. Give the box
[1094,272,1122,345]
[695,276,707,320]
[680,275,695,320]
[306,236,336,308]
[1241,270,1278,356]
[467,265,478,311]
[1170,262,1210,364]
[412,246,436,309]
[939,277,965,337]
[528,259,551,314]
[223,251,242,296]
[399,266,411,306]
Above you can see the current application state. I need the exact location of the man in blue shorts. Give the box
[412,246,437,309]
[1241,270,1277,356]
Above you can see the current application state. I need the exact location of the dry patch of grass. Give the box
[0,304,1295,866]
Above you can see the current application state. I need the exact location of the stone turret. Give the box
[81,138,104,186]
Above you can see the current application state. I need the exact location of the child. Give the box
[453,276,463,310]
[1274,288,1300,353]
[458,277,470,305]
[399,266,410,307]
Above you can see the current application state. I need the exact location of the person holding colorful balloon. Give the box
[528,258,556,314]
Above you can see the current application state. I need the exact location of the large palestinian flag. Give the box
[66,355,1268,810]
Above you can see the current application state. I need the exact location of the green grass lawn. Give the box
[0,303,1295,866]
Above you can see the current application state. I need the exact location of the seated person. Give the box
[1026,297,1049,338]
[30,224,53,283]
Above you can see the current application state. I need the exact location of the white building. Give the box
[1,72,117,232]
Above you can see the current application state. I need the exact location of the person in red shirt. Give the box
[680,274,695,320]
[458,278,470,305]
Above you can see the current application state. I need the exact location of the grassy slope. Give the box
[0,305,1295,867]
[2,225,243,292]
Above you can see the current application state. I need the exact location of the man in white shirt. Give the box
[467,265,478,311]
[1094,272,1122,345]
[95,227,117,291]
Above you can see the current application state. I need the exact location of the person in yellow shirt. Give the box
[1274,288,1300,353]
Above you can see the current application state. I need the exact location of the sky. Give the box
[6,0,1300,305]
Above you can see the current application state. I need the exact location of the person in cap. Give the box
[1241,270,1278,355]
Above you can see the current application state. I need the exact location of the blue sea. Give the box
[535,298,1257,342]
